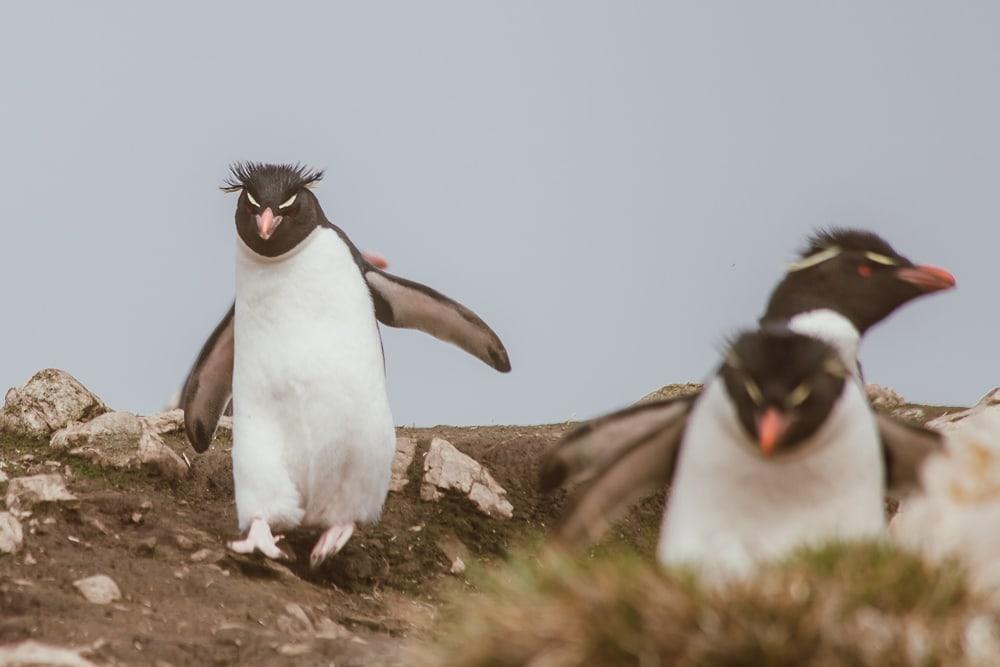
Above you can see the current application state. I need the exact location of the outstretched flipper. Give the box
[364,266,511,372]
[540,397,693,547]
[181,305,235,453]
[877,413,944,496]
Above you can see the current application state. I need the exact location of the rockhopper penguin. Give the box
[540,229,953,552]
[181,163,510,566]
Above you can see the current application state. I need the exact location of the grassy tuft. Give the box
[420,542,993,667]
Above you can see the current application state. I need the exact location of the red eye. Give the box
[858,265,872,278]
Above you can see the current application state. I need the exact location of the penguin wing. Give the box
[876,413,944,496]
[180,305,235,453]
[539,397,693,547]
[364,268,511,372]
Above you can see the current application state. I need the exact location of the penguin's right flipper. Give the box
[180,305,235,453]
[540,397,693,547]
[364,268,511,372]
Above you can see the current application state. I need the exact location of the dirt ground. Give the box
[0,423,663,666]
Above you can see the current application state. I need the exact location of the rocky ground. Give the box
[0,370,996,666]
[0,370,664,666]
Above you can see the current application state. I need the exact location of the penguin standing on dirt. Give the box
[540,229,953,550]
[181,163,510,566]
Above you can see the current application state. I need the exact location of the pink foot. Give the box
[228,517,287,559]
[310,523,355,569]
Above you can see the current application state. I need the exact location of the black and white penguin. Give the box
[657,328,885,580]
[762,228,955,369]
[546,328,926,580]
[181,163,510,566]
[540,229,951,549]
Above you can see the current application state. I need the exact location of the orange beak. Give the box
[896,264,956,292]
[255,207,283,240]
[757,408,790,457]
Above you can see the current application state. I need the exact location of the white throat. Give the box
[786,309,861,372]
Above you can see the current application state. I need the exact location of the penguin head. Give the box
[763,228,955,333]
[721,327,848,458]
[223,162,326,258]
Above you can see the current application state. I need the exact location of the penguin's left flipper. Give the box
[877,413,944,497]
[364,268,511,372]
[539,397,693,548]
[180,305,235,453]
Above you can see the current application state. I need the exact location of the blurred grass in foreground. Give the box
[420,541,1000,667]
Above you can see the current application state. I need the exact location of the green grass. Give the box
[421,542,990,667]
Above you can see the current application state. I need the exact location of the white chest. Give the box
[230,229,396,529]
[658,380,886,581]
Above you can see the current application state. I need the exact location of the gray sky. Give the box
[2,2,997,425]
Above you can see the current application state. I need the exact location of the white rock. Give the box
[389,436,416,492]
[144,408,232,438]
[0,512,24,554]
[50,412,188,479]
[0,641,97,667]
[0,369,108,437]
[142,408,185,435]
[5,474,77,515]
[73,574,122,604]
[892,387,1000,598]
[926,387,1000,436]
[421,437,513,519]
[866,384,907,411]
[450,556,467,575]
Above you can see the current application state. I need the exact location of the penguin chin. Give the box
[238,227,320,263]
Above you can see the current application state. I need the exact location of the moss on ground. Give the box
[422,542,993,667]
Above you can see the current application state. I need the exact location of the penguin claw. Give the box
[310,523,355,569]
[227,517,288,560]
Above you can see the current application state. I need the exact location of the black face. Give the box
[223,162,327,258]
[762,228,955,333]
[720,328,848,457]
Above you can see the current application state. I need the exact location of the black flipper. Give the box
[180,305,235,453]
[364,267,511,372]
[540,397,694,547]
[877,413,944,496]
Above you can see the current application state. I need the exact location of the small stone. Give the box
[0,512,24,554]
[73,575,122,604]
[131,512,143,524]
[5,474,77,515]
[450,556,466,575]
[276,643,313,657]
[0,640,98,667]
[136,537,158,554]
[24,552,37,565]
[389,436,417,492]
[190,548,221,563]
[175,535,195,550]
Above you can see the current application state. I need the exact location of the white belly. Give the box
[658,379,886,582]
[231,229,395,531]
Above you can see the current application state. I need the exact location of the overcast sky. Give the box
[2,2,997,425]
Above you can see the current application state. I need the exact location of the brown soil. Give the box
[0,424,661,666]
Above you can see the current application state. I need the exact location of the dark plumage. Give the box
[221,162,324,194]
[799,228,900,260]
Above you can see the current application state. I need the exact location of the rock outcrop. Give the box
[50,412,188,479]
[5,473,77,516]
[421,437,513,519]
[0,369,107,438]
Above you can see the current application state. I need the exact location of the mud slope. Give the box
[0,423,663,666]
